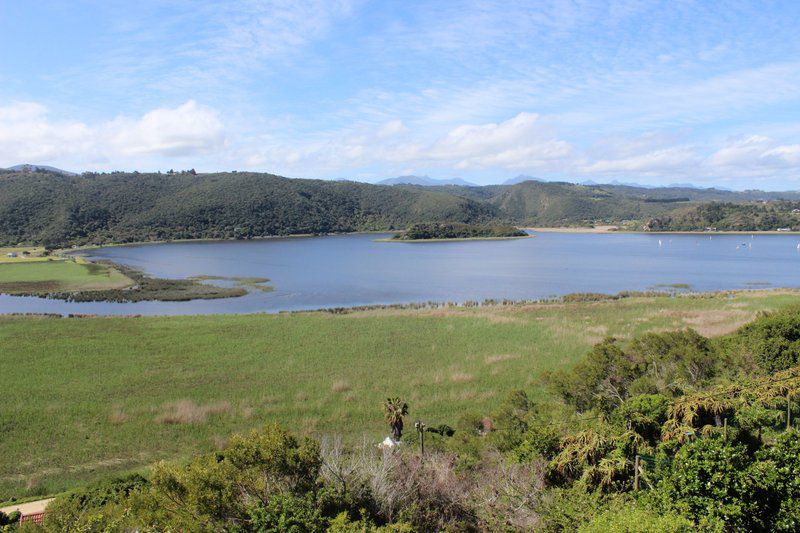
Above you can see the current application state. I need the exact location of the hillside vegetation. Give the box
[0,290,796,500]
[392,222,527,240]
[10,293,800,531]
[3,169,800,246]
[0,170,497,247]
[644,200,800,231]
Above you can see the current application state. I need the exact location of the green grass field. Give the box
[0,290,798,499]
[0,259,132,294]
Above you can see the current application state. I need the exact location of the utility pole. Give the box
[634,455,640,491]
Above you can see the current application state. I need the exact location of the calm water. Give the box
[2,232,800,315]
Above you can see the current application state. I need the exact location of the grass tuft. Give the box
[155,400,231,425]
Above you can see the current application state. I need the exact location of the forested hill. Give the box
[0,171,498,246]
[2,169,800,246]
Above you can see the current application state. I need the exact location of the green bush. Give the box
[648,437,773,531]
[578,502,694,533]
[613,394,670,444]
[727,308,800,372]
[43,473,148,531]
[758,429,800,530]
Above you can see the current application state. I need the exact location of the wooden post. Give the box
[634,455,640,491]
[415,420,425,459]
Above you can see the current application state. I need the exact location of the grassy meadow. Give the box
[0,248,132,294]
[0,290,798,499]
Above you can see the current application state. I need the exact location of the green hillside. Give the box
[0,170,498,246]
[3,169,800,246]
[644,200,800,231]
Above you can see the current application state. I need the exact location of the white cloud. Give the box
[0,100,225,168]
[707,135,773,168]
[0,101,93,163]
[376,120,407,139]
[232,112,573,175]
[763,144,800,165]
[586,147,699,174]
[107,100,224,157]
[422,113,571,169]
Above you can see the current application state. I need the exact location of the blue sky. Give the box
[1,1,800,189]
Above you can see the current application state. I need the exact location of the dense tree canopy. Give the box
[3,169,799,247]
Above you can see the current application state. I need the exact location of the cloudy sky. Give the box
[2,1,800,188]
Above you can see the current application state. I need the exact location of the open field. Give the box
[0,290,798,499]
[0,247,50,263]
[0,258,133,294]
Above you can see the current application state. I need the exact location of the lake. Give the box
[1,232,800,315]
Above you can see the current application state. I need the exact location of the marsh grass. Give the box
[0,290,798,498]
[190,275,274,292]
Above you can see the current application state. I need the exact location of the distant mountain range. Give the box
[2,164,76,175]
[377,175,477,187]
[380,174,732,191]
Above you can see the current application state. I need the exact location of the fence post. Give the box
[634,455,640,491]
[414,420,425,459]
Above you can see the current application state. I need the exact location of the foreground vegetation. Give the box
[4,169,800,247]
[0,291,797,501]
[391,222,527,241]
[6,291,800,531]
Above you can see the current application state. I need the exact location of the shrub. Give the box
[43,474,148,531]
[613,394,670,444]
[0,511,20,527]
[727,307,800,373]
[578,502,694,532]
[758,429,800,530]
[647,437,773,530]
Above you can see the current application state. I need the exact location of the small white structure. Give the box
[6,252,17,258]
[378,436,399,450]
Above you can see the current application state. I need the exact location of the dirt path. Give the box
[0,497,53,516]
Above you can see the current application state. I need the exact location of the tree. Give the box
[383,397,409,441]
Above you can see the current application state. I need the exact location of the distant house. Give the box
[6,252,17,258]
[792,209,800,214]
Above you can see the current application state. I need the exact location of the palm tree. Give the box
[383,397,409,441]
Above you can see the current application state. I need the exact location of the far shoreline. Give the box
[38,225,800,257]
[374,235,535,243]
[525,226,800,235]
